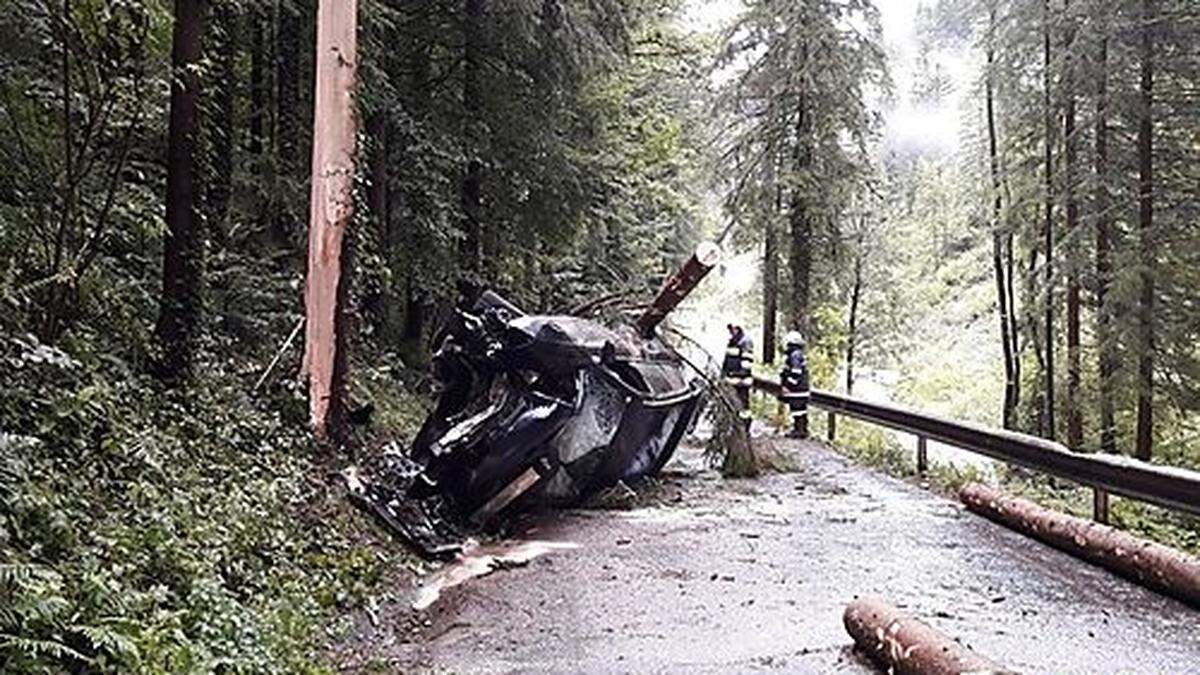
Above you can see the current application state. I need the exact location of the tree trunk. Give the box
[207,1,237,233]
[363,110,393,338]
[459,0,485,299]
[1041,0,1056,440]
[249,2,267,155]
[275,0,302,243]
[986,5,1016,430]
[367,113,388,236]
[846,247,862,396]
[762,175,780,364]
[1135,0,1154,461]
[1094,11,1115,454]
[155,0,207,384]
[304,0,359,442]
[789,87,812,338]
[1064,0,1082,449]
[43,0,74,342]
[1027,249,1047,436]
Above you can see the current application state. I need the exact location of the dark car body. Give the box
[351,291,704,557]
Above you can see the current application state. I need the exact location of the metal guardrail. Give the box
[752,376,1200,521]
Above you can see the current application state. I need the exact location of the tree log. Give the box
[843,596,1005,675]
[960,483,1200,608]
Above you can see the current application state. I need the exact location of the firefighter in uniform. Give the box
[722,324,755,430]
[781,331,810,438]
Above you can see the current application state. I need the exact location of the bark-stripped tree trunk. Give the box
[986,3,1017,429]
[155,0,207,384]
[1041,0,1056,439]
[1064,0,1083,449]
[1135,0,1154,461]
[459,0,485,299]
[304,0,359,442]
[1094,12,1116,455]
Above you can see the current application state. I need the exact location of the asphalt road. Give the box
[354,439,1200,674]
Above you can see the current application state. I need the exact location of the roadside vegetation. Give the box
[0,1,705,670]
[820,416,1200,556]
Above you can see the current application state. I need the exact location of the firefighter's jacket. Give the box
[722,332,755,387]
[781,347,809,396]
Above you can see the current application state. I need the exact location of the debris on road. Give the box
[411,539,579,611]
[960,482,1200,608]
[843,596,1008,675]
[348,244,720,557]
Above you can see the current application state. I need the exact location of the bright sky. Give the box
[683,0,970,156]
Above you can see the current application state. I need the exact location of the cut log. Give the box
[960,483,1200,608]
[843,596,1006,675]
[635,241,721,338]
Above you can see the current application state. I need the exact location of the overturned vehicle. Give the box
[349,244,721,557]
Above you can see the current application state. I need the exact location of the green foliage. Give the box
[0,331,411,672]
[830,419,917,479]
[704,385,756,477]
[0,1,715,670]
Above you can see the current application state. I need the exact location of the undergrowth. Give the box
[0,331,418,672]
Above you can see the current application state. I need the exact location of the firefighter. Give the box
[722,324,755,430]
[781,331,810,438]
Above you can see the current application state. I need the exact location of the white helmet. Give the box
[784,331,805,347]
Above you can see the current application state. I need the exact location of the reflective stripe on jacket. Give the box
[780,347,809,393]
[722,332,755,380]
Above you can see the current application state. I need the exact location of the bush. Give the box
[0,331,406,673]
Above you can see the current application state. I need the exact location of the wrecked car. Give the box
[348,243,721,557]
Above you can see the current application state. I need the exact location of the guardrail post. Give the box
[827,411,836,442]
[917,436,928,475]
[1093,488,1110,524]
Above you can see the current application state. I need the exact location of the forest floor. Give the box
[331,439,1200,674]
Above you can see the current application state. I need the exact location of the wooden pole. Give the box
[305,0,359,441]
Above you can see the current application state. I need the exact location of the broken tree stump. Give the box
[960,482,1200,608]
[843,596,1005,675]
[635,241,721,338]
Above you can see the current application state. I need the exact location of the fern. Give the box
[0,562,46,586]
[0,634,92,665]
[71,623,141,660]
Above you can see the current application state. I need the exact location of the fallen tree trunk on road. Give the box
[843,596,1006,675]
[960,483,1200,609]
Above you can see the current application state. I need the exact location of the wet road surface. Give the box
[371,439,1200,673]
